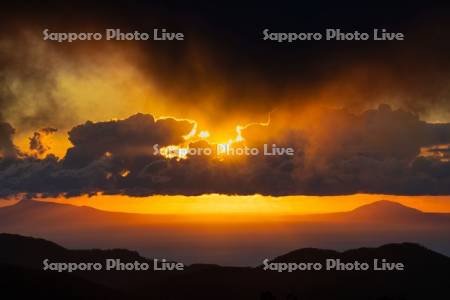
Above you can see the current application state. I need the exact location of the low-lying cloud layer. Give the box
[1,105,449,198]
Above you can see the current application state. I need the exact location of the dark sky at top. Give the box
[1,1,450,116]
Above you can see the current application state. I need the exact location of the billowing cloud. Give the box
[0,106,449,198]
[29,127,57,157]
[63,113,193,168]
[0,122,18,159]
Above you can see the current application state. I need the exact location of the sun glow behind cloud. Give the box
[6,36,449,164]
[4,37,278,161]
[11,58,272,161]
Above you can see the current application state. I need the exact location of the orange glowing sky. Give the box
[6,194,446,215]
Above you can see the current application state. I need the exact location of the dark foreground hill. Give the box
[0,263,123,300]
[0,234,449,300]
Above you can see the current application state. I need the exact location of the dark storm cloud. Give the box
[0,33,76,131]
[63,113,193,168]
[29,127,57,156]
[1,1,450,125]
[1,107,450,197]
[0,122,18,159]
[0,114,193,197]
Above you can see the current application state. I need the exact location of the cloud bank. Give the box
[1,106,449,198]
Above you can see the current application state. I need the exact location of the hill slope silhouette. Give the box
[0,234,449,300]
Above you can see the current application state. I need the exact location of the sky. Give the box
[0,1,450,206]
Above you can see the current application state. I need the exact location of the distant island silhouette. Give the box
[1,200,450,265]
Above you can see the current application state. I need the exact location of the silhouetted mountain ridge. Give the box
[270,242,448,268]
[349,200,423,217]
[1,234,449,299]
[1,199,450,265]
